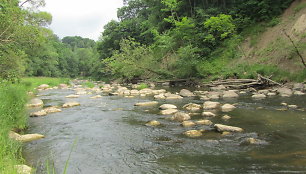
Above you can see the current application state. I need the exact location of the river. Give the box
[23,85,306,173]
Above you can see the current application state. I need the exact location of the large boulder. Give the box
[171,112,191,122]
[159,104,177,110]
[27,98,43,107]
[183,103,202,112]
[9,131,44,142]
[214,124,243,132]
[203,101,220,110]
[134,101,158,106]
[223,91,239,98]
[62,102,80,108]
[221,104,236,112]
[179,89,195,97]
[277,87,293,97]
[160,109,178,115]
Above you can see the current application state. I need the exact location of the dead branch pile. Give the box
[202,74,283,89]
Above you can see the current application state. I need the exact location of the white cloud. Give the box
[41,0,123,40]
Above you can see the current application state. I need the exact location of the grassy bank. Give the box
[0,77,69,173]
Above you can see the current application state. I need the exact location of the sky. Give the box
[41,0,124,40]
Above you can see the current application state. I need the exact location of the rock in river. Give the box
[171,112,191,122]
[65,94,79,98]
[15,165,33,174]
[161,109,178,115]
[202,112,216,117]
[9,131,44,142]
[27,98,43,107]
[145,120,161,127]
[252,94,266,99]
[179,89,196,97]
[134,101,158,106]
[221,104,236,112]
[214,124,243,132]
[182,121,196,127]
[183,130,203,138]
[223,91,239,98]
[30,110,47,117]
[203,101,220,110]
[183,103,202,112]
[277,87,293,97]
[62,102,81,108]
[159,104,177,110]
[195,119,213,125]
[44,106,62,114]
[90,95,102,99]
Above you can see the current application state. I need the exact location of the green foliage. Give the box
[204,14,236,45]
[21,77,69,91]
[136,83,148,90]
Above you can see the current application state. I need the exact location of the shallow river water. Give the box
[24,87,306,174]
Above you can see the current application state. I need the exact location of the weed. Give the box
[82,81,95,88]
[294,3,306,13]
[137,83,149,90]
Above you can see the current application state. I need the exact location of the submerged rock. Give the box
[179,89,195,97]
[214,124,243,132]
[15,165,33,174]
[145,120,161,127]
[203,101,220,110]
[134,101,158,106]
[9,131,44,142]
[183,130,203,138]
[221,104,236,112]
[183,103,202,112]
[90,95,102,99]
[195,119,212,125]
[62,102,80,108]
[222,115,231,120]
[252,94,266,99]
[171,112,191,122]
[181,121,196,127]
[242,138,268,145]
[159,104,177,110]
[202,112,216,117]
[160,109,178,115]
[27,98,43,107]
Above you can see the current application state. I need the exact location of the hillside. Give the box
[236,0,306,81]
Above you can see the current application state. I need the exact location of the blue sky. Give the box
[42,0,123,40]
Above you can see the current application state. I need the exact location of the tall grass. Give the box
[0,77,70,173]
[0,84,28,174]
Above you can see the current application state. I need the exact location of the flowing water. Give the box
[24,87,306,174]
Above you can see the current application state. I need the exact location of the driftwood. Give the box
[202,74,283,89]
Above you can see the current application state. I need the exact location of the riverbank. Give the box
[0,77,69,174]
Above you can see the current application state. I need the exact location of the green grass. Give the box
[136,83,149,90]
[81,81,95,88]
[294,3,306,13]
[0,77,71,173]
[21,77,70,91]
